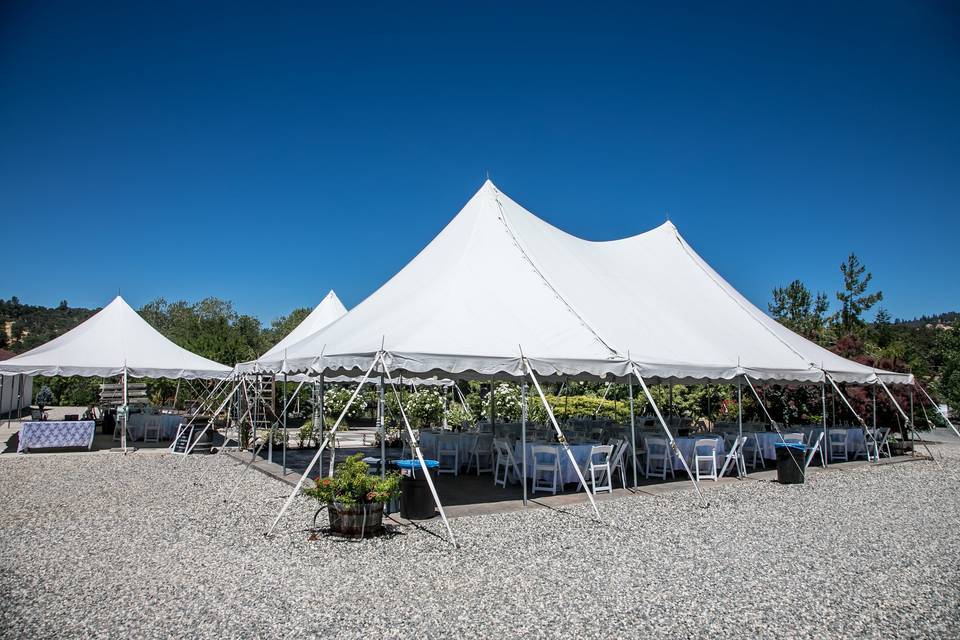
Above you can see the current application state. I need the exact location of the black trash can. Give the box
[774,442,807,484]
[394,459,439,520]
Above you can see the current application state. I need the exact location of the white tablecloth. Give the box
[671,436,725,470]
[127,413,182,441]
[18,421,95,452]
[420,432,479,462]
[746,427,864,460]
[515,442,595,484]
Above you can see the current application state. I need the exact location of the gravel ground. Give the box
[1,444,958,639]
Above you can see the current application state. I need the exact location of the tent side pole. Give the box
[379,373,386,479]
[282,372,288,475]
[821,381,829,466]
[629,376,637,489]
[525,360,602,522]
[521,379,528,506]
[737,381,743,447]
[122,367,128,453]
[633,364,706,507]
[267,357,379,536]
[909,387,914,441]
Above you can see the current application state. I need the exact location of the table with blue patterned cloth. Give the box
[17,421,96,452]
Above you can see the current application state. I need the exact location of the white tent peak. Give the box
[260,290,348,361]
[0,295,232,379]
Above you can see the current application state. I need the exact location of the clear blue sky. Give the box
[2,1,957,324]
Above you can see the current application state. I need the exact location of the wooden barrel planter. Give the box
[327,502,384,538]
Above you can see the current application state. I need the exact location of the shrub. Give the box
[444,403,471,429]
[323,386,368,421]
[405,389,444,428]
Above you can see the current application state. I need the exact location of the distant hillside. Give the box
[0,297,98,353]
[895,312,959,328]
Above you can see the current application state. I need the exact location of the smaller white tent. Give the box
[251,291,452,387]
[0,296,232,380]
[260,291,348,362]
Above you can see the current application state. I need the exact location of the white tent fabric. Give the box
[0,296,233,379]
[237,181,911,385]
[260,291,347,361]
[251,291,452,387]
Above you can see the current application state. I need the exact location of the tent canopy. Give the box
[0,296,233,379]
[238,181,911,386]
[249,291,452,387]
[260,290,347,362]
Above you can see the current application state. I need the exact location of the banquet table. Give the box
[670,435,725,470]
[127,413,182,441]
[515,442,595,484]
[420,431,479,463]
[18,421,95,453]
[746,427,865,460]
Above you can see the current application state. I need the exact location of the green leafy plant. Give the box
[303,453,401,506]
[444,403,471,429]
[298,420,320,447]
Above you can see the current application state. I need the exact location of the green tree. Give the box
[768,279,830,339]
[835,253,882,332]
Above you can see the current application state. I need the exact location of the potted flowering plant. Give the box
[303,453,401,538]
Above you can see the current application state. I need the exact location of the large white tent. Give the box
[0,296,232,380]
[238,180,910,387]
[249,180,917,542]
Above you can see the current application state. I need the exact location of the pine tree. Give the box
[835,253,882,332]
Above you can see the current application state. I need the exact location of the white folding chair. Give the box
[828,430,849,462]
[531,445,561,494]
[607,439,629,488]
[718,436,747,479]
[466,435,494,475]
[143,416,161,443]
[742,433,765,469]
[805,432,825,469]
[436,436,459,476]
[693,438,719,481]
[581,444,613,494]
[644,437,674,480]
[493,439,521,487]
[876,427,892,458]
